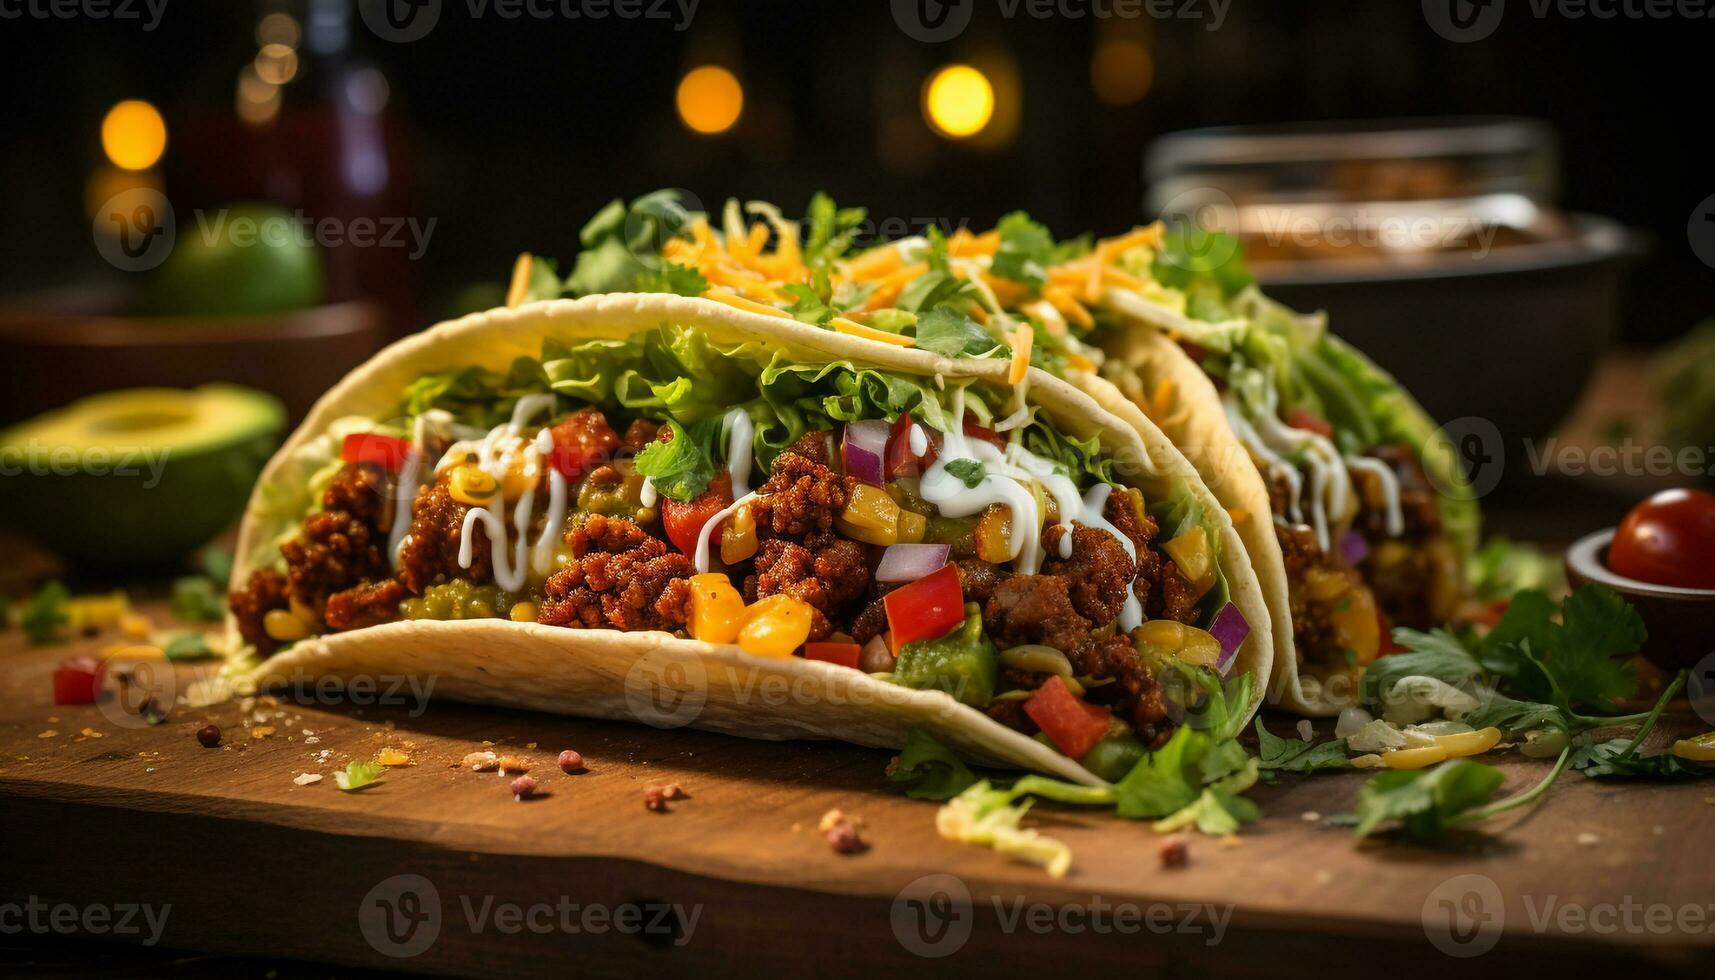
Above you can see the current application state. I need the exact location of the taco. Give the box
[580,193,1475,715]
[225,281,1272,783]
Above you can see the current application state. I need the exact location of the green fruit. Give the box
[0,385,285,569]
[137,203,325,317]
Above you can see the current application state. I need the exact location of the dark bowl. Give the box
[1564,528,1715,671]
[1259,214,1640,445]
[0,287,387,428]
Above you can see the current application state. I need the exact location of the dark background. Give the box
[1,0,1707,343]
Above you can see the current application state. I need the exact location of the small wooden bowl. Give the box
[0,286,387,427]
[1564,528,1715,671]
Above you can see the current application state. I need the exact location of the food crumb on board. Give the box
[1576,832,1601,846]
[511,775,539,800]
[294,773,322,786]
[1296,720,1314,741]
[1219,836,1244,849]
[1158,835,1190,869]
[497,755,531,774]
[558,750,584,774]
[644,784,687,812]
[463,751,499,772]
[376,747,410,766]
[1652,825,1666,835]
[1301,811,1322,822]
[820,809,868,854]
[36,731,57,739]
[1313,870,1334,885]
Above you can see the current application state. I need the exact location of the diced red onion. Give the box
[842,420,890,485]
[1208,602,1250,676]
[859,634,896,673]
[875,543,950,583]
[1339,530,1370,566]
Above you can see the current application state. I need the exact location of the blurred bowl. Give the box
[0,286,387,428]
[1259,215,1639,442]
[1564,527,1715,671]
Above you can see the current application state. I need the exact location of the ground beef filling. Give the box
[398,480,491,594]
[537,513,694,632]
[229,461,398,653]
[1351,444,1462,628]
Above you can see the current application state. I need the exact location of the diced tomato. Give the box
[803,642,863,669]
[548,407,621,481]
[885,412,938,478]
[882,564,965,646]
[341,432,411,473]
[1286,407,1334,439]
[53,656,105,706]
[962,415,1008,450]
[662,472,734,556]
[1023,675,1111,760]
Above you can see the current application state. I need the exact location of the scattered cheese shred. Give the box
[504,253,533,309]
[1008,324,1033,384]
[832,317,915,347]
[700,289,792,320]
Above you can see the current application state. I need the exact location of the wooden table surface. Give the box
[2,599,1711,979]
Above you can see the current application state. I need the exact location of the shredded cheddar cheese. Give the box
[1008,324,1033,384]
[832,317,916,347]
[505,253,533,309]
[700,288,793,319]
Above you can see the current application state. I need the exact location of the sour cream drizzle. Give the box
[724,408,754,499]
[389,409,451,568]
[447,394,569,592]
[694,491,758,574]
[1345,456,1404,537]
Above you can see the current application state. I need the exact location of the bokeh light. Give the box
[923,64,994,139]
[100,100,167,171]
[1091,38,1154,105]
[676,65,744,135]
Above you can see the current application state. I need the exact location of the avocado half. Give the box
[0,385,285,569]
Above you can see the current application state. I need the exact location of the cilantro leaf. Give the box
[1350,760,1505,840]
[803,192,866,268]
[22,580,70,646]
[160,631,217,661]
[1546,585,1644,708]
[945,459,986,488]
[632,419,717,502]
[989,211,1054,289]
[913,307,1003,358]
[567,190,695,296]
[782,270,839,325]
[634,261,709,297]
[170,576,225,622]
[1573,737,1714,779]
[1253,719,1352,773]
[888,728,980,800]
[897,271,978,316]
[1113,724,1202,818]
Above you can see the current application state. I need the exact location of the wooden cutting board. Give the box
[2,603,1711,979]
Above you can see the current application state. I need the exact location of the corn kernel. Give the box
[722,505,758,564]
[501,452,541,501]
[689,573,746,645]
[119,611,154,640]
[376,747,411,766]
[509,601,539,623]
[449,464,500,506]
[737,594,814,658]
[1349,753,1384,769]
[1380,744,1449,770]
[263,609,309,642]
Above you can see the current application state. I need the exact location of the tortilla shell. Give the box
[228,293,1274,782]
[1092,327,1354,715]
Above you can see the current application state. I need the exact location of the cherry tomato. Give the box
[885,412,937,478]
[882,564,965,646]
[549,407,621,481]
[662,472,734,557]
[340,433,411,473]
[803,642,863,669]
[1023,675,1112,760]
[1287,407,1334,439]
[1608,488,1715,589]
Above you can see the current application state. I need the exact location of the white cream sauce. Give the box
[445,395,572,592]
[724,408,754,499]
[694,491,759,574]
